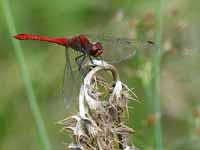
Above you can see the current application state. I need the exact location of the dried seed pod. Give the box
[59,60,136,150]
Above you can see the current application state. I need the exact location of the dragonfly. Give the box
[14,33,153,110]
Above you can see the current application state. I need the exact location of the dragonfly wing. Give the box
[62,48,82,111]
[86,34,154,63]
[98,37,137,63]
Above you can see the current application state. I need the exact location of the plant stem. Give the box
[152,0,164,150]
[1,1,51,150]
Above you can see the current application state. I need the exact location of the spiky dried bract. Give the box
[59,60,137,150]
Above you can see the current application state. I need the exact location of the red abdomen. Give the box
[14,34,69,46]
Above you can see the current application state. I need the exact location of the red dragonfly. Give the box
[14,34,104,72]
[14,33,153,109]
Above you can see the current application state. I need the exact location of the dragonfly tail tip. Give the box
[13,34,27,40]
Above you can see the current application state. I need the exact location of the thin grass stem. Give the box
[1,1,51,150]
[152,0,164,150]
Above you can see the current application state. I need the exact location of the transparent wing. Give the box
[62,48,82,111]
[86,34,154,63]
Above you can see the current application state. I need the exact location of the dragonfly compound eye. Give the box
[95,42,102,50]
[91,42,103,57]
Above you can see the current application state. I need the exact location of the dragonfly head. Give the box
[90,42,103,57]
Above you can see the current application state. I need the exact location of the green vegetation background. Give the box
[0,0,200,150]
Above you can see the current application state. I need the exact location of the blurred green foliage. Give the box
[1,0,200,150]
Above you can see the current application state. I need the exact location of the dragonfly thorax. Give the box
[69,35,103,57]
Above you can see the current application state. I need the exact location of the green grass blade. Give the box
[152,0,164,150]
[1,1,51,150]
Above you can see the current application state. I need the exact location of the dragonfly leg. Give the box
[75,54,87,76]
[75,54,84,68]
[88,55,94,65]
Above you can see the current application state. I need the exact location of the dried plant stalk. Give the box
[58,60,136,150]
